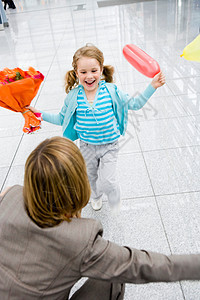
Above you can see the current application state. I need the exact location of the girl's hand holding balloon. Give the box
[122,44,165,89]
[151,71,165,89]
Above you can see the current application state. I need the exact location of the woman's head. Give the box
[65,44,114,93]
[23,137,91,228]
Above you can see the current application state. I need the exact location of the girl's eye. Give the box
[81,72,86,74]
[92,70,97,73]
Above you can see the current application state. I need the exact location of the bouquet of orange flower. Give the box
[0,67,44,133]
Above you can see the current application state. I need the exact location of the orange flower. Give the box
[13,67,26,78]
[0,71,5,81]
[1,68,17,79]
[27,67,38,77]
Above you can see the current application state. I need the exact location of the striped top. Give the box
[74,81,120,145]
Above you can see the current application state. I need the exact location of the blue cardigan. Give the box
[41,83,155,141]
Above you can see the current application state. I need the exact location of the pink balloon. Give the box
[123,44,160,78]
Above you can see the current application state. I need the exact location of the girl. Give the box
[28,44,165,211]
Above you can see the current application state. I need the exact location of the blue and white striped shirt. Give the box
[74,81,120,145]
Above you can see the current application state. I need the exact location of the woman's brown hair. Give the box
[23,137,91,228]
[65,44,114,93]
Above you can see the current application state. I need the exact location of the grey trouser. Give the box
[70,279,125,300]
[80,140,120,205]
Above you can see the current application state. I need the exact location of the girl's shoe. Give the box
[91,198,102,211]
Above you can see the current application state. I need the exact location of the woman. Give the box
[0,136,200,299]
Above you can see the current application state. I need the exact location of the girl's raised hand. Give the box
[151,71,165,89]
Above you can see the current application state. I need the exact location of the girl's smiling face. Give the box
[76,56,102,93]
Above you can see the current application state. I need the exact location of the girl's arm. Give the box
[128,71,165,110]
[27,98,69,126]
[40,103,67,126]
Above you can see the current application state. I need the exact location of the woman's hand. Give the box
[151,71,165,89]
[25,106,41,114]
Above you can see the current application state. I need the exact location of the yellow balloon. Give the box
[181,34,200,62]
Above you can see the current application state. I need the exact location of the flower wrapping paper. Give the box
[0,67,44,133]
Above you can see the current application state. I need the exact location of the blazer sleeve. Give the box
[80,221,200,283]
[127,84,156,110]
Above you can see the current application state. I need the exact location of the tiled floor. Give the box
[1,0,200,299]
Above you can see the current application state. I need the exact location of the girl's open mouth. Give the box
[85,80,95,86]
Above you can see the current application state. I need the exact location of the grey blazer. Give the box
[0,185,200,299]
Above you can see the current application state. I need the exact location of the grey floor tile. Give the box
[39,79,65,95]
[123,82,173,99]
[157,192,200,254]
[181,281,200,300]
[144,147,200,195]
[177,93,200,116]
[118,153,154,198]
[35,93,66,111]
[192,115,200,131]
[0,167,9,191]
[82,197,170,252]
[156,192,200,298]
[119,123,141,154]
[136,116,200,151]
[0,114,24,138]
[167,77,200,96]
[2,165,24,189]
[12,131,62,167]
[0,136,22,168]
[161,56,200,80]
[118,69,149,85]
[124,282,184,300]
[128,95,188,123]
[69,278,88,299]
[0,107,16,116]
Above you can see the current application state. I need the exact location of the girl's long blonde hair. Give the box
[23,137,91,228]
[65,44,114,93]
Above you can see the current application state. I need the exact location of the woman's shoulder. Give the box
[67,217,103,237]
[0,185,23,198]
[0,185,23,208]
[63,217,103,246]
[52,217,104,258]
